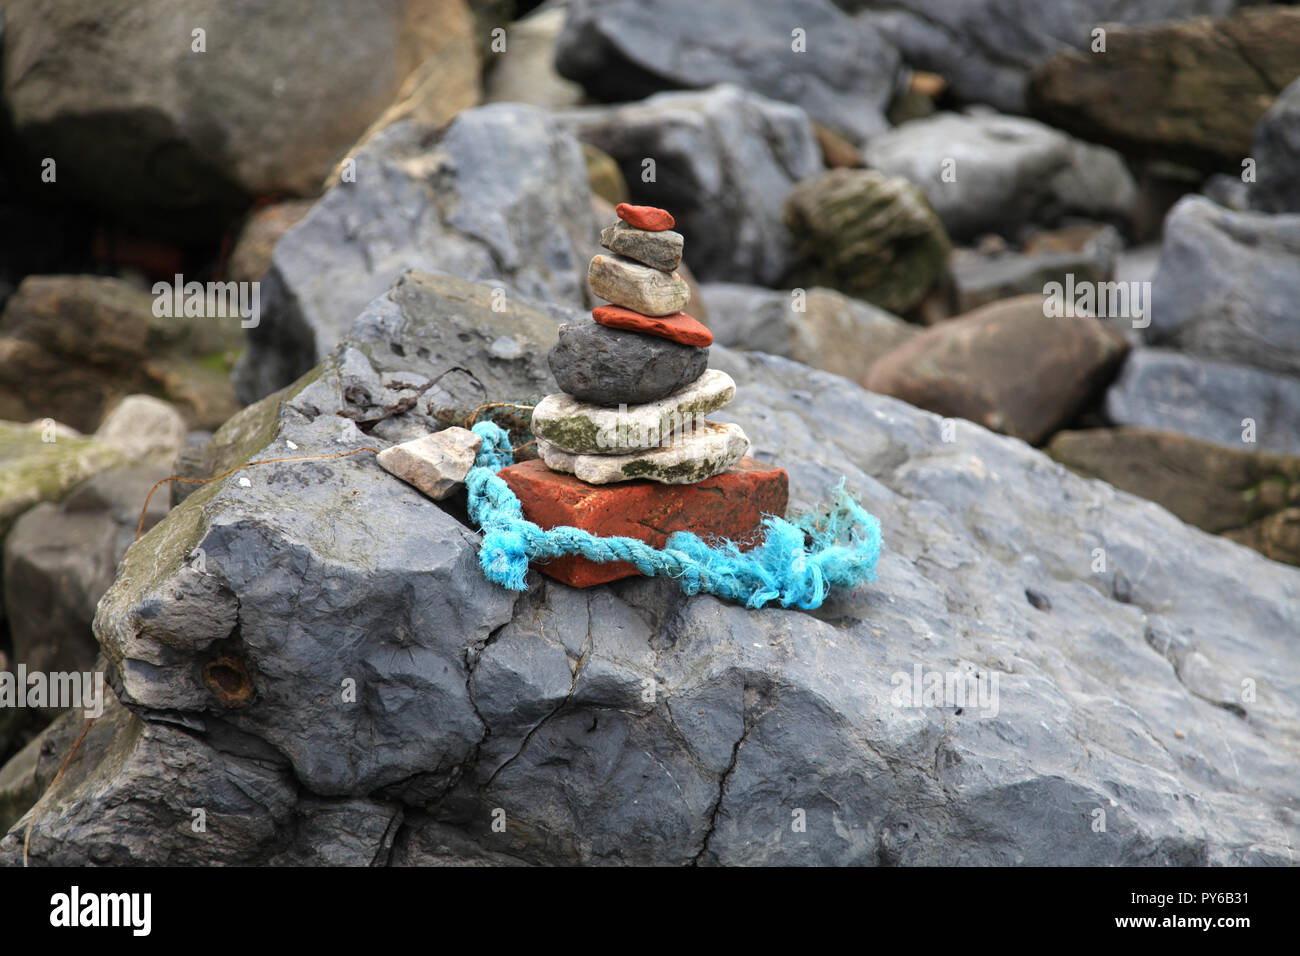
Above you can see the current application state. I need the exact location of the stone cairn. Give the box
[378,203,789,589]
[530,203,749,484]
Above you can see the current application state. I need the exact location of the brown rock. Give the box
[812,121,863,169]
[498,456,788,587]
[0,275,243,431]
[1049,427,1300,567]
[1028,7,1300,171]
[228,199,316,285]
[864,294,1129,444]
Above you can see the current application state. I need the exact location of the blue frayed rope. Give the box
[465,421,882,610]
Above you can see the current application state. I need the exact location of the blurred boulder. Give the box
[1028,6,1300,172]
[1,0,481,234]
[1050,427,1300,567]
[556,0,901,143]
[949,223,1123,315]
[850,0,1234,115]
[865,294,1129,444]
[862,110,1136,241]
[484,3,584,109]
[1248,77,1300,214]
[4,462,172,678]
[1148,196,1300,377]
[783,168,949,314]
[1105,349,1300,457]
[0,275,242,431]
[235,105,593,402]
[700,283,916,381]
[559,86,824,285]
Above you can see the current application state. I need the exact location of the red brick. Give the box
[498,457,789,587]
[592,305,713,347]
[615,202,675,231]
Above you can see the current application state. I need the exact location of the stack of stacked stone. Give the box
[530,203,749,484]
[495,203,789,588]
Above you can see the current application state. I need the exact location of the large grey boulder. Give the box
[5,269,1297,866]
[850,0,1236,115]
[1106,349,1300,457]
[557,86,824,286]
[1,0,480,233]
[1249,77,1300,214]
[555,0,901,144]
[862,111,1136,241]
[1147,197,1300,377]
[234,105,594,403]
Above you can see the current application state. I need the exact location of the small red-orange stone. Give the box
[616,202,675,231]
[592,305,713,347]
[498,457,789,587]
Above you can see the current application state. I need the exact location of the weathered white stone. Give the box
[538,421,749,484]
[95,394,187,462]
[589,253,690,316]
[531,369,735,454]
[377,426,482,500]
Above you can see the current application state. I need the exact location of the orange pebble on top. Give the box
[616,202,675,231]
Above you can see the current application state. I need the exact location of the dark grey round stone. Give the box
[548,321,708,406]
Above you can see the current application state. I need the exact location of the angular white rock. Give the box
[538,421,749,485]
[377,426,482,500]
[589,253,691,316]
[531,369,735,454]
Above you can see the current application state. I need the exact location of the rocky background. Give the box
[0,0,1296,865]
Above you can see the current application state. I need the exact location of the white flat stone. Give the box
[589,253,691,316]
[538,421,750,485]
[377,426,482,500]
[531,369,735,454]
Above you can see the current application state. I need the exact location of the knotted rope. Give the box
[465,422,882,610]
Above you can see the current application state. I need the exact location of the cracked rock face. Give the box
[233,104,595,403]
[6,272,1298,866]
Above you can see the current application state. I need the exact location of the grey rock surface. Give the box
[862,110,1137,241]
[548,320,709,407]
[235,105,593,402]
[1105,348,1300,457]
[558,86,825,285]
[1147,196,1300,377]
[851,0,1236,115]
[6,271,1298,866]
[556,0,901,144]
[1249,77,1300,214]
